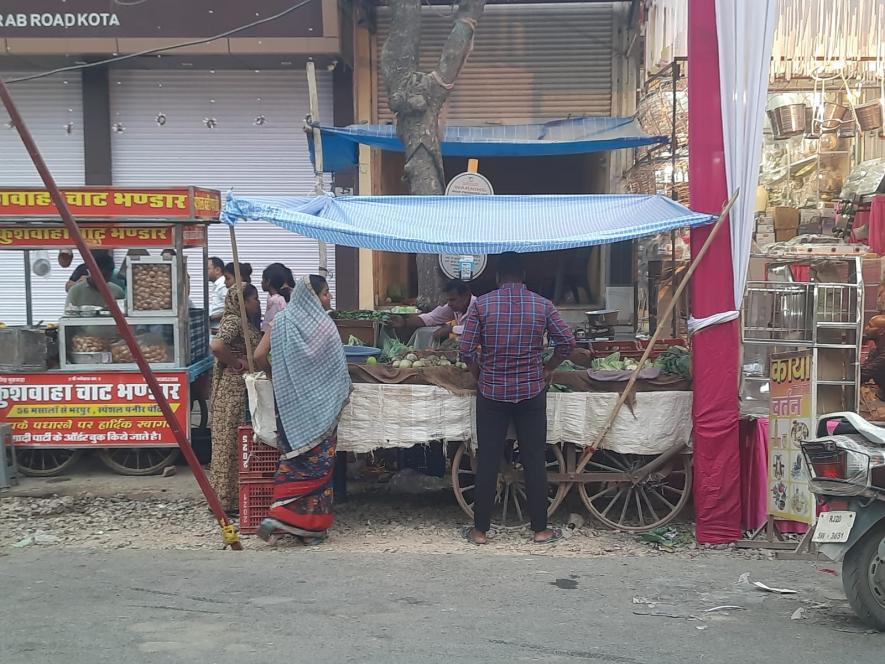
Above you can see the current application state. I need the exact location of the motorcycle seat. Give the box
[819,412,885,446]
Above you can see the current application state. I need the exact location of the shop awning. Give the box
[309,117,668,173]
[222,194,713,254]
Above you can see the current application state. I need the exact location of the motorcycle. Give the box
[801,411,885,630]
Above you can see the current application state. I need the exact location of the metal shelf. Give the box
[741,255,864,415]
[816,322,860,329]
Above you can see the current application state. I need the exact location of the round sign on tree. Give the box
[445,171,494,196]
[438,253,487,281]
[442,165,492,281]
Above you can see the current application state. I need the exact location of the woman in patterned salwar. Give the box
[254,275,351,544]
[209,284,262,513]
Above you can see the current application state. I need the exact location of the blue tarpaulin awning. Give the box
[222,194,713,255]
[310,116,668,173]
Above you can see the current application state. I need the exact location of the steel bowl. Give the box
[585,310,619,325]
[69,351,111,364]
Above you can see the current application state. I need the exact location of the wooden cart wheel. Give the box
[451,441,568,530]
[17,448,84,477]
[578,450,692,532]
[97,448,180,476]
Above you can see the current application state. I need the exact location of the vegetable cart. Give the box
[341,342,693,532]
[0,186,219,476]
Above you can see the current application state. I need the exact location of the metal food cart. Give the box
[0,186,219,476]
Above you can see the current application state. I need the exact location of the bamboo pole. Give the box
[228,225,255,374]
[574,189,741,475]
[306,60,329,277]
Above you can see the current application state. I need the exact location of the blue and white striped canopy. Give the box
[222,194,714,254]
[310,117,668,173]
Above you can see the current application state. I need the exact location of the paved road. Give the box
[1,550,881,663]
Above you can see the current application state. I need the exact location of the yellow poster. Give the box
[768,350,815,524]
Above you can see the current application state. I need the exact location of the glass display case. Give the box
[58,317,181,370]
[126,255,179,317]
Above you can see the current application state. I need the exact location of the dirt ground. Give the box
[1,457,773,559]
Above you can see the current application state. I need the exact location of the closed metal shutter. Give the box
[0,73,85,326]
[375,3,615,123]
[109,69,336,308]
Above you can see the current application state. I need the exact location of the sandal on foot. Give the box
[533,527,563,545]
[300,536,326,546]
[257,518,321,542]
[460,526,487,546]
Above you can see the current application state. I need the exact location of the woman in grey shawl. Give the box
[254,275,351,544]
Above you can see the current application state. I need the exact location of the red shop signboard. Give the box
[0,371,188,447]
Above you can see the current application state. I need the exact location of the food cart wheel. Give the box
[451,441,568,530]
[577,450,692,533]
[191,397,208,430]
[17,449,84,477]
[97,448,180,476]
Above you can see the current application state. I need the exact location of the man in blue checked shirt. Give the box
[459,252,576,546]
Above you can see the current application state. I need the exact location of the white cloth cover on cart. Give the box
[337,384,693,456]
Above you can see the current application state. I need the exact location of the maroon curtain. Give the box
[688,0,742,543]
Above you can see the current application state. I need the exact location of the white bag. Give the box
[244,372,280,448]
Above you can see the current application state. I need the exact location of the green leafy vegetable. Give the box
[652,346,691,380]
[591,352,623,370]
[331,310,391,325]
[380,338,412,363]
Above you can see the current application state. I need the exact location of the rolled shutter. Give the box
[109,69,336,308]
[375,3,615,123]
[0,73,85,326]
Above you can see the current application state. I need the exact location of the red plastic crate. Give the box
[587,338,685,360]
[238,478,274,535]
[238,425,279,477]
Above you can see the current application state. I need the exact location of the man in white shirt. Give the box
[207,256,227,334]
[393,279,476,342]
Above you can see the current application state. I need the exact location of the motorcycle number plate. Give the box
[813,511,857,544]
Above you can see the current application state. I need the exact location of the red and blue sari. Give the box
[268,415,337,534]
[265,277,351,540]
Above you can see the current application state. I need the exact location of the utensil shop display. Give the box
[0,187,219,477]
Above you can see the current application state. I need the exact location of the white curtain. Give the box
[689,0,777,334]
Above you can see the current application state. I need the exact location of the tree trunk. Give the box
[380,0,485,309]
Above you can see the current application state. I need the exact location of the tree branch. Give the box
[436,0,485,85]
[380,0,422,114]
[379,0,486,308]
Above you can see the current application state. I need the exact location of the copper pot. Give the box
[804,106,821,139]
[855,100,883,132]
[768,103,807,139]
[820,101,850,131]
[837,122,856,139]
